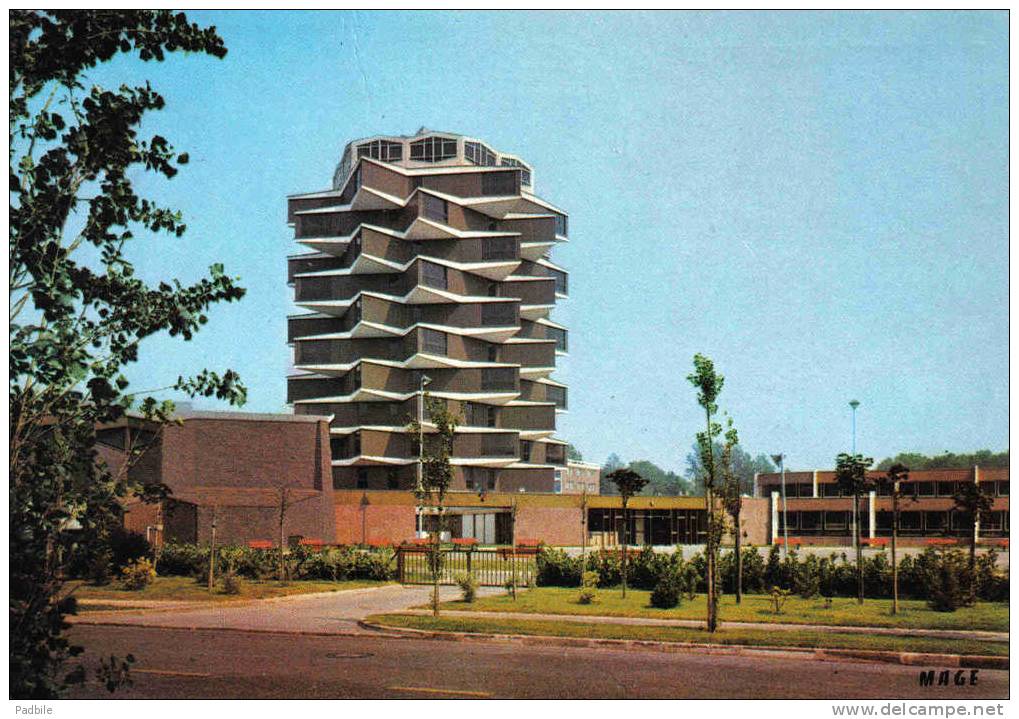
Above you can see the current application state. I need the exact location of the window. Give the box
[482,237,517,261]
[899,512,922,531]
[420,260,447,289]
[997,481,1009,497]
[422,194,448,223]
[410,136,457,163]
[481,302,515,326]
[386,468,399,490]
[937,481,957,497]
[546,385,567,409]
[499,157,532,186]
[356,469,368,489]
[487,344,498,362]
[797,483,814,498]
[420,328,447,356]
[821,483,841,498]
[799,512,820,531]
[96,428,127,449]
[356,139,403,163]
[778,511,798,530]
[916,482,935,497]
[553,476,562,494]
[481,368,515,390]
[481,171,517,196]
[925,511,948,531]
[520,440,533,462]
[548,268,568,295]
[782,483,798,498]
[554,213,568,237]
[547,327,567,352]
[824,511,848,531]
[350,164,361,193]
[464,141,496,166]
[546,444,566,465]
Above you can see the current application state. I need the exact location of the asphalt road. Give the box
[65,625,1008,700]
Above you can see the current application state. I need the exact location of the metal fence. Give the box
[396,546,537,586]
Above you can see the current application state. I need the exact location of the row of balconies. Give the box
[328,428,567,465]
[293,261,556,306]
[287,365,523,403]
[292,330,555,368]
[331,464,557,493]
[293,398,557,432]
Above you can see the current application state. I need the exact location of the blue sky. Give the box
[97,10,1008,472]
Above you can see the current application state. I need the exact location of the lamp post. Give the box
[415,374,431,538]
[849,400,860,551]
[771,453,788,557]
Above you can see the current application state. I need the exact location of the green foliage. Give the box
[834,453,875,498]
[925,550,972,612]
[876,450,1009,471]
[650,569,684,609]
[455,572,478,603]
[119,558,155,591]
[606,468,648,502]
[582,570,600,588]
[577,587,597,605]
[9,10,241,699]
[109,528,151,572]
[769,586,792,613]
[156,544,396,583]
[566,443,583,462]
[220,571,243,596]
[685,443,775,495]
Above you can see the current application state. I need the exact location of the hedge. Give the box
[535,545,1009,603]
[155,543,396,582]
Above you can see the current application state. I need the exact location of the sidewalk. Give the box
[392,608,1009,643]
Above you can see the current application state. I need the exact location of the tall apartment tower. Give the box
[287,130,570,493]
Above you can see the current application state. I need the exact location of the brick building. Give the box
[756,467,1010,547]
[98,410,335,547]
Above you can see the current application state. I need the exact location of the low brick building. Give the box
[756,467,1010,547]
[98,410,335,547]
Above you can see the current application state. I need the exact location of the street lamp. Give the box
[849,399,860,551]
[771,453,788,557]
[415,374,432,538]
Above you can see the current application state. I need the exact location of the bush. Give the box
[109,527,151,571]
[455,572,478,603]
[220,571,243,595]
[769,586,791,614]
[88,548,114,586]
[120,558,156,591]
[577,587,596,604]
[650,570,683,609]
[536,546,582,586]
[925,550,971,612]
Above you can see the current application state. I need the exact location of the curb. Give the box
[357,620,1009,670]
[69,618,408,640]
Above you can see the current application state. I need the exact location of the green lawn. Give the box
[66,576,391,604]
[438,588,1008,632]
[369,613,1008,658]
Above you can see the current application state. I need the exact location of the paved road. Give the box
[72,584,492,635]
[66,625,1008,700]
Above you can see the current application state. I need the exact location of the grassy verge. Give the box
[437,588,1008,632]
[369,613,1008,657]
[66,576,391,603]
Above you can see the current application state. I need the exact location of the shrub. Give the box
[88,549,114,587]
[535,546,581,586]
[794,554,820,599]
[925,550,971,612]
[577,587,596,604]
[455,572,478,603]
[109,527,151,571]
[650,569,683,609]
[769,585,791,614]
[120,558,156,591]
[220,571,243,595]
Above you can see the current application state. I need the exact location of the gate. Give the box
[396,545,537,587]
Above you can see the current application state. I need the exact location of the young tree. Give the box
[687,353,725,632]
[606,467,648,598]
[10,11,243,698]
[953,479,994,581]
[875,463,910,614]
[407,394,458,616]
[833,453,874,605]
[719,421,744,604]
[272,482,295,584]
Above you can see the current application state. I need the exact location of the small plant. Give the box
[823,596,833,611]
[120,558,156,591]
[769,585,791,614]
[220,570,243,595]
[650,569,684,609]
[926,549,971,612]
[455,572,478,603]
[504,576,516,597]
[578,570,599,604]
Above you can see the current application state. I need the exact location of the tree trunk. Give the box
[620,502,627,598]
[734,508,742,605]
[891,491,898,615]
[854,493,863,604]
[207,509,217,592]
[431,527,440,617]
[706,488,717,632]
[278,510,286,584]
[511,503,517,600]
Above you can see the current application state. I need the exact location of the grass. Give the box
[437,587,1009,632]
[66,576,391,604]
[369,613,1009,658]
